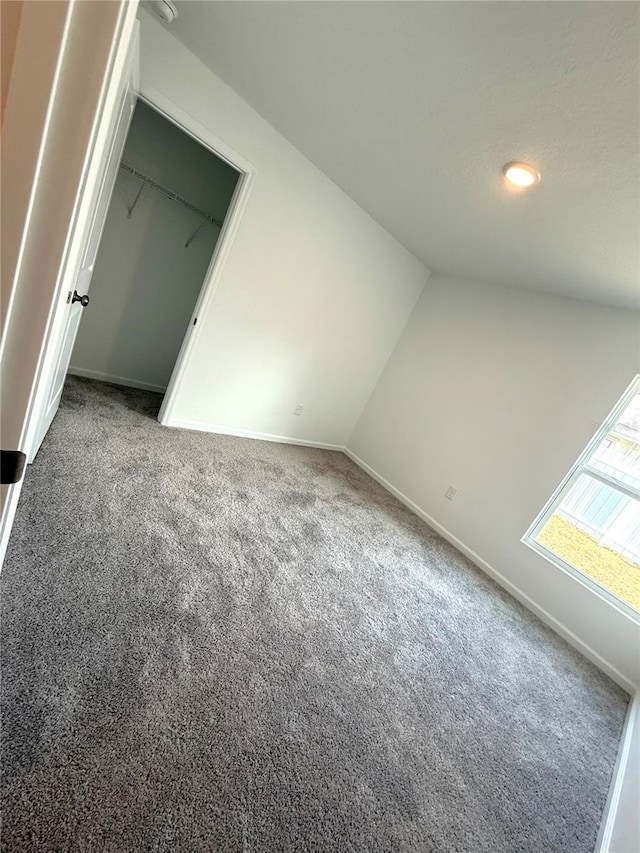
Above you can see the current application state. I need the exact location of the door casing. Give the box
[22,19,140,464]
[28,80,138,462]
[0,2,139,567]
[130,85,257,428]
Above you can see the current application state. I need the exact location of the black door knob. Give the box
[72,290,90,307]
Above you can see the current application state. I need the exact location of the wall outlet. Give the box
[445,486,457,501]
[294,404,304,416]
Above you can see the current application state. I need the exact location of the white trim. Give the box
[136,84,258,429]
[344,448,637,695]
[526,373,640,537]
[20,6,139,462]
[166,417,344,452]
[595,691,640,853]
[158,163,255,427]
[67,366,166,394]
[522,374,640,618]
[525,538,640,625]
[582,463,640,503]
[0,2,138,569]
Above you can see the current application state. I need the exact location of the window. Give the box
[523,376,640,617]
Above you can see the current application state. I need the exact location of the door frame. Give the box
[133,84,257,426]
[20,14,140,465]
[0,0,139,568]
[28,79,138,464]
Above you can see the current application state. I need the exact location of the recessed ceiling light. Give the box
[503,162,541,188]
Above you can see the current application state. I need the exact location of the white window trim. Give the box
[522,374,640,625]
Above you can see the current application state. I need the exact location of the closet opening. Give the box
[68,98,241,405]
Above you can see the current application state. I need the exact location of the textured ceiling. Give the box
[165,2,639,308]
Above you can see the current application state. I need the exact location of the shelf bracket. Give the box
[127,182,144,219]
[185,215,207,249]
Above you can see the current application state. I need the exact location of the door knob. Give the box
[72,291,90,307]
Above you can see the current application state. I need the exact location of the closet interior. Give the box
[70,100,240,394]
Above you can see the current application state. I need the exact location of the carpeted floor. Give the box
[1,377,628,852]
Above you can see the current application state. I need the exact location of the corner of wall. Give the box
[345,267,432,449]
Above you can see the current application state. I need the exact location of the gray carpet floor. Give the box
[1,377,628,853]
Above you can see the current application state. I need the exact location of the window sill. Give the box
[521,535,640,626]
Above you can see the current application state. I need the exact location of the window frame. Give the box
[522,374,640,624]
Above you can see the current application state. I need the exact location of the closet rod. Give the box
[119,162,224,228]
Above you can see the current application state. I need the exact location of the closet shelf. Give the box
[118,163,224,247]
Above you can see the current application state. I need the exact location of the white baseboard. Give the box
[68,366,167,394]
[165,417,345,452]
[343,448,636,695]
[595,691,640,853]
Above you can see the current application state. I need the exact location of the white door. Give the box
[28,73,137,461]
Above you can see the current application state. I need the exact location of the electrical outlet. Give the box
[445,486,457,501]
[294,404,304,416]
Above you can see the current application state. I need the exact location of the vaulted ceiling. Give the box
[165,2,639,309]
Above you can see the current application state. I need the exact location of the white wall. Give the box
[138,12,428,446]
[71,100,238,391]
[348,273,640,689]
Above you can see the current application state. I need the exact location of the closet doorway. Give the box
[69,99,240,398]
